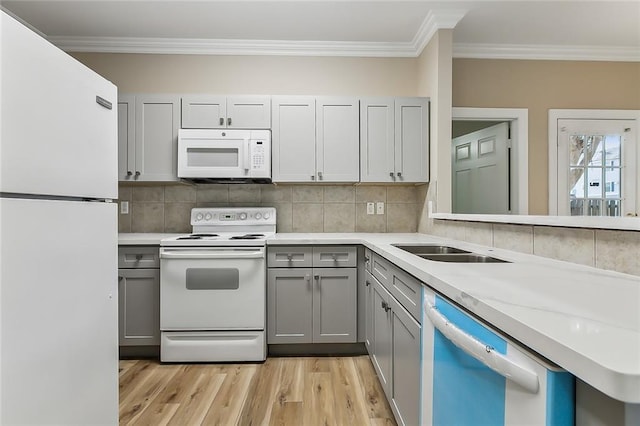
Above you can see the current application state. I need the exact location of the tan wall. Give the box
[72,53,419,95]
[452,59,640,214]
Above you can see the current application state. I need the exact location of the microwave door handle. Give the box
[244,139,250,173]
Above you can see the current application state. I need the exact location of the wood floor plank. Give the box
[237,358,282,426]
[119,360,156,401]
[302,372,336,426]
[268,401,303,426]
[168,371,226,426]
[354,356,396,423]
[200,364,257,426]
[119,364,180,425]
[330,357,372,426]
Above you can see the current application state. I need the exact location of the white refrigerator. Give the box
[0,11,119,425]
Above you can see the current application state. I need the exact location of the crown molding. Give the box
[453,43,640,62]
[412,9,467,54]
[48,36,421,57]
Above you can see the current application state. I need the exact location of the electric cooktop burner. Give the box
[230,233,265,240]
[176,233,219,240]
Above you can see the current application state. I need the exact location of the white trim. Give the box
[47,10,466,57]
[454,43,640,62]
[548,109,640,215]
[430,212,640,231]
[452,107,529,214]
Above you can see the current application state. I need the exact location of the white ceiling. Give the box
[3,1,640,60]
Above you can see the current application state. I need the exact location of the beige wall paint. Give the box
[72,53,419,95]
[452,59,640,214]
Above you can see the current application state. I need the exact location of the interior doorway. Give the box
[451,107,529,215]
[452,121,510,214]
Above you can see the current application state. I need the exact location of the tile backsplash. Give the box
[118,183,422,234]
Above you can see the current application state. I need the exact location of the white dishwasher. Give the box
[421,287,575,425]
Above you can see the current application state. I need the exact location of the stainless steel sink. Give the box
[418,253,510,263]
[393,244,471,255]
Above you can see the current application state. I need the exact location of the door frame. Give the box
[452,107,529,214]
[548,109,640,215]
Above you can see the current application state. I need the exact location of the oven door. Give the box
[178,130,250,179]
[159,247,265,330]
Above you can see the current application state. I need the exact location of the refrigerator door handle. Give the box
[425,300,540,394]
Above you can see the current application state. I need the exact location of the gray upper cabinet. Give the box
[118,94,180,182]
[272,96,359,183]
[181,95,271,129]
[360,97,429,183]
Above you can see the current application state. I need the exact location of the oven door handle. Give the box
[160,250,265,260]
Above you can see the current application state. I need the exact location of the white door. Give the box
[557,119,637,216]
[181,95,226,129]
[452,122,510,214]
[272,96,316,182]
[395,97,429,182]
[316,97,360,182]
[227,96,271,129]
[118,95,136,181]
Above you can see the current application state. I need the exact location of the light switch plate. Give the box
[366,202,375,215]
[376,202,384,215]
[120,201,129,215]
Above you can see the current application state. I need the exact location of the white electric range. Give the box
[159,207,275,362]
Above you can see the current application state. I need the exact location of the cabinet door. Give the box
[312,268,357,343]
[181,95,226,129]
[394,97,429,182]
[360,98,395,182]
[227,96,271,129]
[272,96,316,182]
[371,278,393,398]
[364,270,376,354]
[118,269,160,346]
[267,268,313,344]
[135,95,180,181]
[316,97,360,182]
[118,95,136,181]
[390,296,422,426]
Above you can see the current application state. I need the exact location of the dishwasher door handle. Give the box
[160,250,265,260]
[425,301,540,394]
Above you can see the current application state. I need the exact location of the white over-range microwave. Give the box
[178,129,271,183]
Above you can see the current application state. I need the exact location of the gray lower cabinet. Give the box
[267,245,357,344]
[367,254,422,426]
[118,246,160,346]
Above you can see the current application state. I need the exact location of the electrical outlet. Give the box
[120,201,129,215]
[376,202,385,215]
[366,202,375,215]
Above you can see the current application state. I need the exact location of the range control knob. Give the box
[239,212,247,220]
[255,212,262,219]
[196,213,204,221]
[264,212,270,219]
[205,213,212,220]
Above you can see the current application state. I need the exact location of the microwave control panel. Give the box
[250,140,268,171]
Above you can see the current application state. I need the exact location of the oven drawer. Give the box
[161,331,265,362]
[267,246,313,268]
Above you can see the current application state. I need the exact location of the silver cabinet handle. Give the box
[219,117,224,126]
[227,117,232,126]
[331,254,337,261]
[365,280,370,287]
[118,276,124,282]
[389,172,394,177]
[318,171,323,180]
[311,175,315,181]
[135,171,140,177]
[397,172,402,178]
[305,274,311,284]
[287,254,293,260]
[135,254,143,261]
[126,171,132,176]
[364,255,370,263]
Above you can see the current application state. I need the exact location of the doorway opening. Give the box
[451,108,529,215]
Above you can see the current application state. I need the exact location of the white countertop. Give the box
[118,233,183,245]
[119,232,640,403]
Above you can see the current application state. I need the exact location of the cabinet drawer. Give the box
[312,246,357,267]
[372,254,422,322]
[268,246,313,268]
[118,246,160,269]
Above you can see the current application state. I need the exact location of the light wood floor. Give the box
[119,356,397,426]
